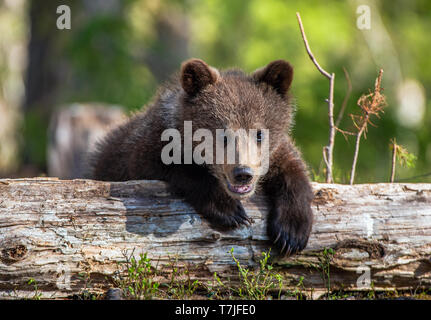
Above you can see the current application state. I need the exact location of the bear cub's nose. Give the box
[233,167,253,184]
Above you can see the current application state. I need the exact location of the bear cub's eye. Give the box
[256,130,263,143]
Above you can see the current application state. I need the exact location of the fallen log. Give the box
[0,178,430,299]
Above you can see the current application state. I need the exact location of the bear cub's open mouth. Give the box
[227,182,254,195]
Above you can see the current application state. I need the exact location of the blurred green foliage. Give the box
[65,9,157,109]
[23,0,431,182]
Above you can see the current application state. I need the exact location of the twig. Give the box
[322,147,330,174]
[296,12,335,183]
[388,138,417,183]
[349,69,385,185]
[390,139,397,183]
[335,126,356,139]
[350,127,365,185]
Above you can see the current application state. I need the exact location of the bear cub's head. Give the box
[178,58,295,199]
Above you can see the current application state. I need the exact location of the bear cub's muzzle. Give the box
[227,166,255,196]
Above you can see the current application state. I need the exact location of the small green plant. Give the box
[367,281,376,300]
[113,250,205,300]
[76,271,100,300]
[113,251,160,300]
[165,256,200,299]
[206,272,232,300]
[206,249,284,300]
[291,276,307,300]
[27,278,42,300]
[229,248,283,300]
[316,248,335,298]
[389,138,417,182]
[311,168,326,183]
[413,287,431,300]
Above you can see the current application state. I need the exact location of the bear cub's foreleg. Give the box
[263,142,314,255]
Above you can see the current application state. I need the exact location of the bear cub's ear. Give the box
[252,60,294,96]
[180,58,220,96]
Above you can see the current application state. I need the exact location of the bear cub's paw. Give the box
[267,203,313,256]
[201,199,253,230]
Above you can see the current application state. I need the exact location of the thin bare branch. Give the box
[296,12,335,184]
[322,146,330,172]
[296,13,332,79]
[349,69,386,185]
[334,126,355,140]
[390,139,397,183]
[349,126,366,185]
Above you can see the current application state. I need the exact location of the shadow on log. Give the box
[0,178,430,298]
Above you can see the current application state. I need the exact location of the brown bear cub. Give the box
[91,58,313,255]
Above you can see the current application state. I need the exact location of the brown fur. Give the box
[91,58,313,255]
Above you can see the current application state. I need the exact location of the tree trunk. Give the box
[47,103,126,179]
[0,178,430,299]
[0,1,27,175]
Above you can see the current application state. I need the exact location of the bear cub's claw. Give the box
[268,205,312,257]
[204,200,253,230]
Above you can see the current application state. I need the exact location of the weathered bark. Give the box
[0,178,430,299]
